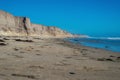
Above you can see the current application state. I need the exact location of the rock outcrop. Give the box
[0,10,73,38]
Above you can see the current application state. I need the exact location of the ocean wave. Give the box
[88,37,120,40]
[107,37,120,40]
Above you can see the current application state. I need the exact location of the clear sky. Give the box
[0,0,120,37]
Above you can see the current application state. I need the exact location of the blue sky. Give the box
[0,0,120,37]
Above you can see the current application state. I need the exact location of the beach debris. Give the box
[36,54,41,56]
[15,39,33,42]
[69,72,76,75]
[97,58,106,61]
[81,49,88,55]
[110,55,115,57]
[116,57,120,61]
[3,38,9,40]
[0,39,5,42]
[81,51,83,53]
[33,37,41,40]
[97,58,114,62]
[117,57,120,59]
[82,49,88,51]
[0,42,8,46]
[29,65,44,69]
[106,58,114,61]
[65,56,72,59]
[11,74,36,79]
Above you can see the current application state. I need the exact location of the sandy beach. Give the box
[0,36,120,80]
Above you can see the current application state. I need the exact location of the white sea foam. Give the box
[87,36,120,40]
[107,37,120,40]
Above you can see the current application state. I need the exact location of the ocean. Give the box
[66,37,120,52]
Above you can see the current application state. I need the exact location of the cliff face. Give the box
[31,24,72,37]
[0,10,73,38]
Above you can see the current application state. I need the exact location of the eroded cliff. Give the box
[0,10,73,38]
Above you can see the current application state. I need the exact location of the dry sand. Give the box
[0,36,120,80]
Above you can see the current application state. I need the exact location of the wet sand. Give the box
[0,36,120,80]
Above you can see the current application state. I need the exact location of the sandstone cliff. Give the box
[0,10,73,38]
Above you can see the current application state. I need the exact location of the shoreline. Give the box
[0,36,120,80]
[61,38,120,53]
[64,37,120,53]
